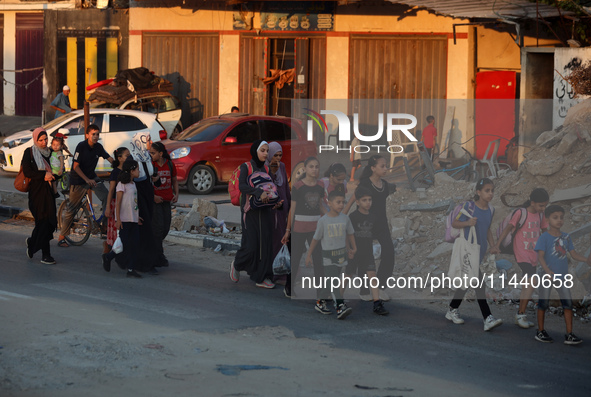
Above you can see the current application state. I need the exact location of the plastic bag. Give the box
[448,226,480,289]
[272,244,291,275]
[112,231,123,254]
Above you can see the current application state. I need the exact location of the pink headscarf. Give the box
[31,127,52,172]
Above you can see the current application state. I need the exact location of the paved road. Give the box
[1,218,589,396]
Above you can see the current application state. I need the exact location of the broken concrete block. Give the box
[556,131,578,156]
[536,129,564,148]
[524,156,564,176]
[550,185,591,204]
[182,210,201,231]
[434,172,456,184]
[427,242,454,259]
[400,199,454,212]
[192,198,218,225]
[390,217,410,239]
[170,214,185,231]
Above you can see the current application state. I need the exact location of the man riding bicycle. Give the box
[58,124,113,247]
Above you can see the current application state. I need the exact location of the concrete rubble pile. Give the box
[386,99,591,314]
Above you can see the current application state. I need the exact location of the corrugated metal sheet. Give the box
[143,33,219,126]
[389,0,568,19]
[15,13,43,117]
[240,35,326,117]
[239,37,268,115]
[349,36,447,142]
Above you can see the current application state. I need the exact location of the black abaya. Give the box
[22,148,57,256]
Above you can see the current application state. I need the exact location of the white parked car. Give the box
[90,92,183,139]
[0,109,166,174]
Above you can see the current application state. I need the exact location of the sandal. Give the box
[57,239,69,248]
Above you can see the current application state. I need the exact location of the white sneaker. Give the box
[445,308,465,324]
[379,289,390,301]
[229,260,239,283]
[255,278,275,289]
[515,313,530,329]
[359,292,373,301]
[527,320,535,327]
[484,315,503,331]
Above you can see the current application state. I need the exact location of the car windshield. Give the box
[176,120,232,142]
[42,113,77,130]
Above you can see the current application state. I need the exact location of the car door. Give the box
[102,113,150,171]
[156,96,182,136]
[219,120,261,181]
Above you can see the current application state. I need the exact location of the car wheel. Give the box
[171,124,182,140]
[187,165,216,195]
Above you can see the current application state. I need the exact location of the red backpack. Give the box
[228,162,270,206]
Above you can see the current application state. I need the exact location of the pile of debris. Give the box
[88,67,174,104]
[385,99,591,307]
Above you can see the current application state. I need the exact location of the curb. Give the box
[0,205,26,218]
[0,201,243,252]
[165,230,241,251]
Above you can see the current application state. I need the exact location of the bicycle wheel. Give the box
[412,169,434,188]
[58,199,92,246]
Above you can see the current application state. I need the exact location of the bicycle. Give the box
[412,147,480,188]
[57,183,106,246]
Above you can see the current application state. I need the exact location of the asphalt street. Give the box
[0,216,590,396]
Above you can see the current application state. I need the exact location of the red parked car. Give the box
[162,114,317,194]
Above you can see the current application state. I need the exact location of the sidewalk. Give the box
[0,114,42,142]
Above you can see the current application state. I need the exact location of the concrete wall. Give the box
[129,5,472,132]
[477,26,559,71]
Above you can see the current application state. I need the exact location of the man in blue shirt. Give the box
[50,85,72,119]
[58,124,113,247]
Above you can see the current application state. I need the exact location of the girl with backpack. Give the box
[493,188,549,329]
[319,162,348,213]
[230,140,281,289]
[150,142,179,268]
[446,178,503,331]
[281,157,325,302]
[343,155,395,301]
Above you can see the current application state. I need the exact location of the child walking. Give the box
[103,147,130,256]
[494,188,549,329]
[344,155,395,301]
[345,186,388,315]
[446,178,503,331]
[534,205,589,344]
[320,162,348,213]
[306,190,356,319]
[150,141,178,268]
[102,159,142,278]
[421,115,437,159]
[282,157,325,299]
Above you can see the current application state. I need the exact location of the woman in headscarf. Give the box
[229,140,279,288]
[23,128,58,264]
[266,142,291,261]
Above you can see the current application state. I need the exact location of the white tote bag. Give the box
[448,225,480,289]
